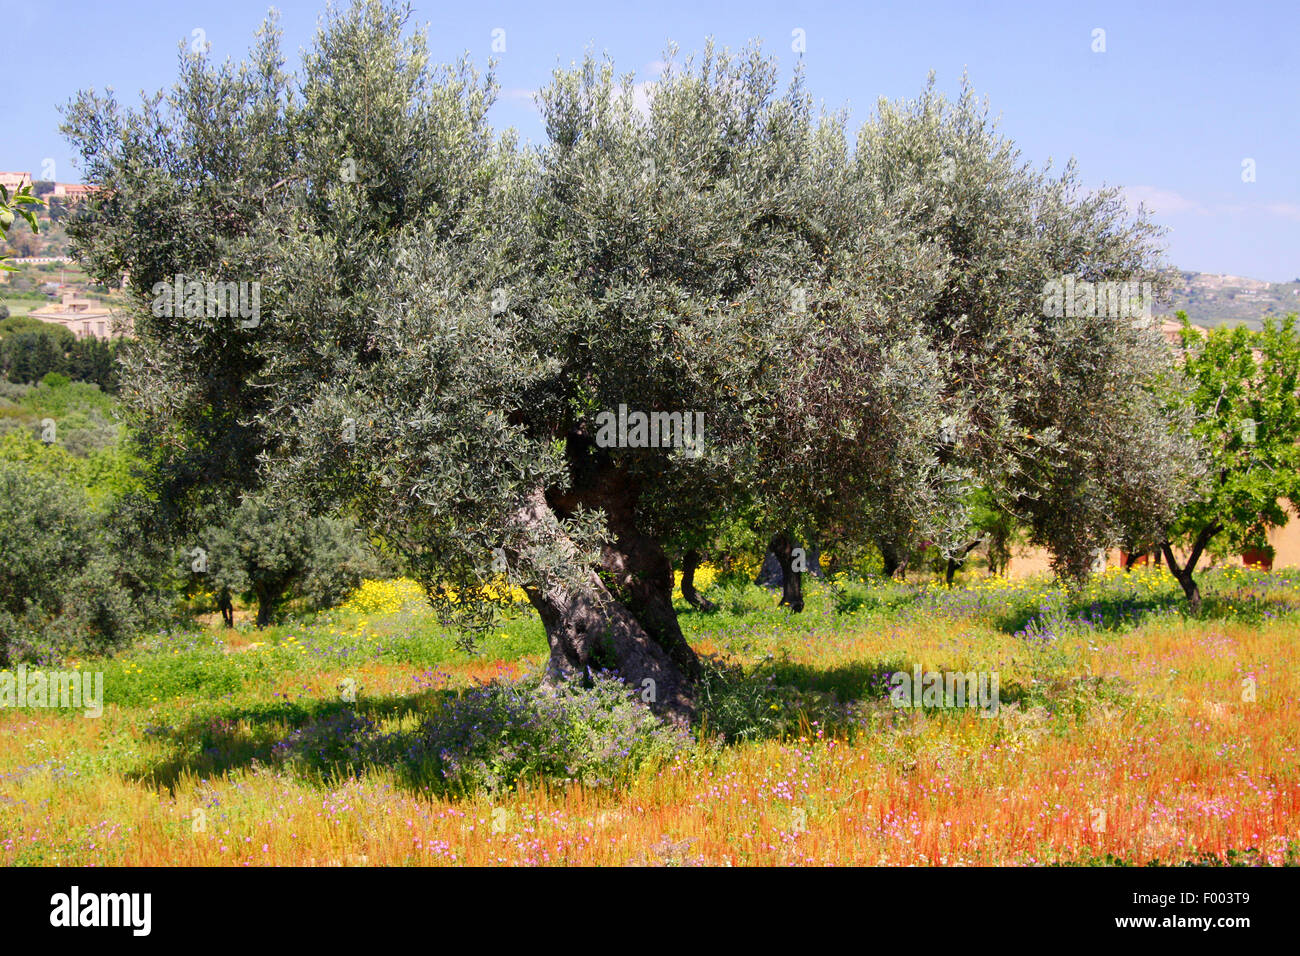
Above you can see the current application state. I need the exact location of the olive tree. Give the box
[192,499,384,627]
[63,1,1197,722]
[64,9,896,719]
[846,77,1202,582]
[731,77,1201,601]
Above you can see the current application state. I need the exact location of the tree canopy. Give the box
[62,0,1202,720]
[1158,314,1300,609]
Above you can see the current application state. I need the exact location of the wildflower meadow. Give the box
[2,565,1296,867]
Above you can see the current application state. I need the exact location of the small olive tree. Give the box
[192,499,384,627]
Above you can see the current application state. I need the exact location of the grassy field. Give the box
[0,300,39,318]
[1,566,1297,866]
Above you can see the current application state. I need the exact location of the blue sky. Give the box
[4,0,1297,280]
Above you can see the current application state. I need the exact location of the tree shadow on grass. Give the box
[1199,589,1300,622]
[991,592,1183,636]
[132,646,1058,799]
[130,691,440,794]
[825,589,922,616]
[992,580,1300,635]
[132,671,692,799]
[768,657,906,700]
[695,652,1035,743]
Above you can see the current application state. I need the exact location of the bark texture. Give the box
[513,464,699,724]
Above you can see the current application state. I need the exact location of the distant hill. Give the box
[0,200,73,260]
[1159,272,1300,329]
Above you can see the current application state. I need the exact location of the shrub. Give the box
[694,657,787,743]
[273,672,692,795]
[394,673,691,793]
[0,460,148,663]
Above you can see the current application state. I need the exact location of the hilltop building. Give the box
[0,173,98,201]
[28,289,130,341]
[47,183,98,202]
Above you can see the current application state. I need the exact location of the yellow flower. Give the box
[340,578,426,614]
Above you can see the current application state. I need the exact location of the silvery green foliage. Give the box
[62,3,565,636]
[531,48,825,518]
[61,10,300,530]
[754,116,963,554]
[528,48,976,567]
[850,76,1202,579]
[197,499,384,625]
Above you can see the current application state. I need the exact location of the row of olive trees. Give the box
[0,452,387,664]
[62,0,1205,720]
[752,308,1300,614]
[1,488,390,657]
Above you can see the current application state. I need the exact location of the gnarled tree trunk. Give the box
[524,572,696,724]
[1166,561,1203,613]
[512,462,699,725]
[755,550,783,587]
